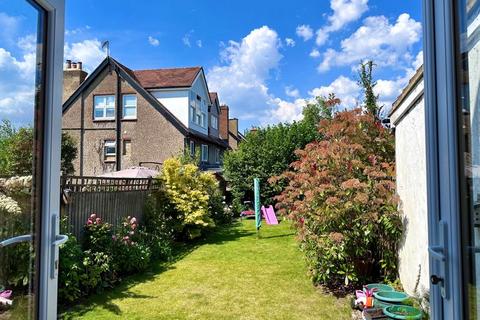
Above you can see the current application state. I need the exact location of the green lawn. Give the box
[62,219,350,320]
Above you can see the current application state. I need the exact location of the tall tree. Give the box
[358,61,380,118]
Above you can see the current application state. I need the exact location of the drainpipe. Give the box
[115,68,122,171]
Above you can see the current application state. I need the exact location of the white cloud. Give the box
[148,36,160,47]
[266,98,306,123]
[318,13,422,72]
[296,25,314,41]
[0,12,20,44]
[413,50,423,69]
[285,38,296,47]
[309,48,320,58]
[64,39,106,72]
[207,26,288,124]
[309,76,361,109]
[196,39,203,48]
[316,0,369,46]
[285,86,300,98]
[0,40,37,124]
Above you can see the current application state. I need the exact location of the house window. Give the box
[201,112,207,128]
[190,141,195,157]
[201,144,208,162]
[122,95,137,119]
[211,115,218,129]
[94,95,115,120]
[215,148,220,163]
[196,113,202,125]
[104,140,116,162]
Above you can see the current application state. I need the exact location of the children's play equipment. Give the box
[254,178,261,231]
[261,205,279,225]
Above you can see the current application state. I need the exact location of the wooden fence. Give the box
[60,176,160,239]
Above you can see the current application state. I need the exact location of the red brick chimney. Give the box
[63,60,88,103]
[219,105,229,140]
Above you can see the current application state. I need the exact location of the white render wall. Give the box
[150,89,189,127]
[390,78,430,297]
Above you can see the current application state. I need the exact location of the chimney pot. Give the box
[71,62,77,69]
[77,62,82,70]
[66,59,72,69]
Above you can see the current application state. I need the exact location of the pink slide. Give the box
[261,205,278,225]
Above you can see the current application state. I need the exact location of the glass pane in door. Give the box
[0,1,46,318]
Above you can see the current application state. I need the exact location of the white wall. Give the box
[390,79,430,298]
[150,89,189,127]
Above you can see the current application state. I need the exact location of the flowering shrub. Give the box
[0,176,34,288]
[271,109,402,289]
[113,216,151,274]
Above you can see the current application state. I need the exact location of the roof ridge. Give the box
[134,66,202,72]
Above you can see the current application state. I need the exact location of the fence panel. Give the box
[60,176,159,239]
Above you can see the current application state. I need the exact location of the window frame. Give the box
[211,115,218,130]
[104,140,116,161]
[215,148,220,164]
[122,94,137,120]
[93,95,115,120]
[201,144,208,162]
[190,141,195,157]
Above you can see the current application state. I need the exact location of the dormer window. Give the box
[211,115,218,129]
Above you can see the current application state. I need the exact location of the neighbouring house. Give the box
[62,57,237,176]
[390,66,430,298]
[218,104,245,150]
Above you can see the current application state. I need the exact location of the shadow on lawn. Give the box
[59,221,252,318]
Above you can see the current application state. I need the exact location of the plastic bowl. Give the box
[383,305,422,319]
[365,283,395,292]
[374,291,408,303]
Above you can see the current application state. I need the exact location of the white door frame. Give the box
[33,0,65,318]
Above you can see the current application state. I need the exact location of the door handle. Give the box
[428,245,446,261]
[0,234,32,248]
[52,234,68,247]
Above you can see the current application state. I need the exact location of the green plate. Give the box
[374,291,408,303]
[365,283,395,292]
[383,305,422,319]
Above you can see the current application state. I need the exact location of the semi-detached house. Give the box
[62,57,241,176]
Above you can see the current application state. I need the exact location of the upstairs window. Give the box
[94,95,115,120]
[190,141,195,157]
[122,95,137,119]
[201,112,207,128]
[211,115,218,129]
[104,140,116,162]
[201,144,208,162]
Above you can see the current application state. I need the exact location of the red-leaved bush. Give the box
[270,109,401,289]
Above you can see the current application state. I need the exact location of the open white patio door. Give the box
[0,0,65,319]
[423,0,480,318]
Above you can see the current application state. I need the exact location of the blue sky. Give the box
[0,0,423,131]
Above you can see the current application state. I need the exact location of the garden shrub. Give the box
[271,109,402,289]
[223,97,330,214]
[58,235,84,303]
[113,216,152,274]
[158,158,219,239]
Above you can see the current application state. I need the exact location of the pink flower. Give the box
[123,236,129,241]
[90,213,97,219]
[95,218,101,224]
[129,231,134,236]
[86,219,93,225]
[130,217,137,224]
[131,223,137,230]
[112,235,117,241]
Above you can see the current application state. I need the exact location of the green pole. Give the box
[254,178,261,231]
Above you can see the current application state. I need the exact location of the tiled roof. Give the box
[133,67,201,89]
